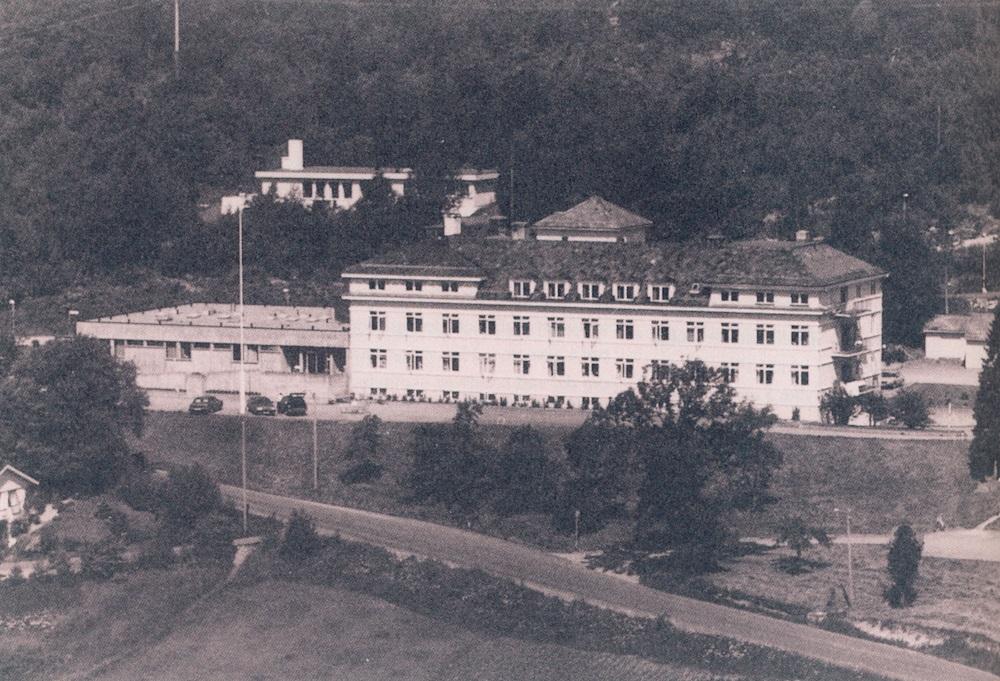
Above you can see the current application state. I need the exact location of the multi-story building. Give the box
[342,226,885,421]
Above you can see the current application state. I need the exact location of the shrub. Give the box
[115,465,162,513]
[159,464,222,539]
[82,540,125,580]
[279,510,322,561]
[347,415,382,459]
[190,512,237,563]
[338,459,383,484]
[890,391,931,429]
[884,524,922,607]
[791,407,800,421]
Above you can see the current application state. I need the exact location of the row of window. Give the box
[367,387,607,409]
[365,278,879,303]
[372,311,812,345]
[112,339,266,363]
[367,349,811,385]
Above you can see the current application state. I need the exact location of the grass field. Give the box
[699,544,1000,673]
[137,412,997,547]
[93,578,739,681]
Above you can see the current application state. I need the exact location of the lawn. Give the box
[137,413,995,550]
[92,579,738,681]
[696,544,1000,674]
[0,566,227,681]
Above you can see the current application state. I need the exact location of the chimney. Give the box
[281,139,304,171]
[795,229,810,242]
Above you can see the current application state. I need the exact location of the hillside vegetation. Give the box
[3,0,1000,343]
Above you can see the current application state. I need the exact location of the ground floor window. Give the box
[232,344,258,364]
[113,340,125,358]
[167,341,192,361]
[442,390,460,401]
[581,396,601,410]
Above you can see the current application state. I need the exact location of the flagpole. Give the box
[239,206,248,533]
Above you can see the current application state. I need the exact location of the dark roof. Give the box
[532,196,652,233]
[343,238,885,300]
[923,313,993,342]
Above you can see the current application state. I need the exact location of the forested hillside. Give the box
[1,0,998,344]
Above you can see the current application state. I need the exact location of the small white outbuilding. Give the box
[923,313,992,370]
[0,464,39,526]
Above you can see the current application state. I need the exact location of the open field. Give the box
[93,578,743,681]
[0,567,227,681]
[138,413,998,548]
[696,544,1000,674]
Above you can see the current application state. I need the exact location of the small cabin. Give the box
[0,464,39,531]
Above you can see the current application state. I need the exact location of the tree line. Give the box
[2,1,1000,344]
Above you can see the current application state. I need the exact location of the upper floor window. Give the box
[616,358,635,379]
[582,318,599,339]
[405,350,423,371]
[840,286,849,304]
[652,320,669,341]
[369,348,387,369]
[616,319,634,340]
[790,292,809,306]
[581,357,600,377]
[404,280,423,291]
[368,279,386,291]
[720,290,740,302]
[756,363,774,384]
[686,321,704,343]
[579,282,603,300]
[720,362,738,383]
[755,291,775,305]
[548,317,566,338]
[442,352,460,372]
[511,280,533,298]
[545,281,568,299]
[791,365,810,386]
[870,280,878,295]
[405,313,423,333]
[440,281,459,293]
[478,314,496,335]
[442,313,460,335]
[755,324,775,345]
[856,284,863,298]
[513,354,531,375]
[513,316,531,336]
[791,325,809,346]
[721,322,739,344]
[369,311,386,332]
[479,353,496,374]
[547,356,566,377]
[614,283,637,301]
[648,284,673,302]
[167,341,193,361]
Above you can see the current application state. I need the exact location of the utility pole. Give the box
[984,242,989,294]
[312,416,319,491]
[239,206,248,533]
[835,507,855,607]
[173,0,180,79]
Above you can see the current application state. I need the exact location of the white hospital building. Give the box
[342,198,885,421]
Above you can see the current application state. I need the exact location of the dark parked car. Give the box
[247,395,276,416]
[277,393,308,416]
[881,370,904,390]
[189,395,223,415]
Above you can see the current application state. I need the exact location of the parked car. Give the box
[277,393,308,416]
[189,395,223,415]
[881,370,904,390]
[247,395,276,416]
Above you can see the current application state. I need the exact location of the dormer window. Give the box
[720,290,740,302]
[579,282,603,300]
[614,283,637,301]
[755,291,775,305]
[790,292,809,306]
[404,280,423,292]
[368,279,386,291]
[440,281,459,293]
[511,280,534,298]
[545,281,569,299]
[648,284,673,302]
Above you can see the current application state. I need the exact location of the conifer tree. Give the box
[970,306,1000,480]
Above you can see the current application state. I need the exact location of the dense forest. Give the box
[1,0,998,344]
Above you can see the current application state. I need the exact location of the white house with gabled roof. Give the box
[1,464,39,539]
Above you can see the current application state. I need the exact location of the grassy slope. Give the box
[94,579,731,681]
[138,412,994,544]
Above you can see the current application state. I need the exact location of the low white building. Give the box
[223,140,499,222]
[530,196,651,243]
[76,304,350,404]
[342,219,886,421]
[923,313,992,370]
[1,464,38,545]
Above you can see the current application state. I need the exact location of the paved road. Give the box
[221,485,998,681]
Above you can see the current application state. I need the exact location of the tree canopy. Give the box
[2,1,999,343]
[0,336,148,495]
[970,306,1000,479]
